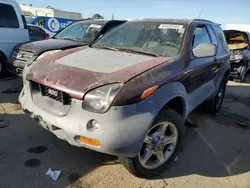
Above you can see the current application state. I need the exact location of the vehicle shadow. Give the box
[0,112,118,188]
[158,110,250,181]
[0,76,22,104]
[158,75,250,181]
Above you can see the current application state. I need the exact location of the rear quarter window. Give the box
[0,3,19,28]
[212,25,230,55]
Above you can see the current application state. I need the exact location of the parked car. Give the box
[19,19,230,178]
[224,30,250,82]
[6,19,126,76]
[0,0,29,77]
[28,24,54,41]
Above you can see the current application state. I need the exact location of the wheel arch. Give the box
[160,96,187,119]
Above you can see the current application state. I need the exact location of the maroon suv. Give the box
[19,19,230,178]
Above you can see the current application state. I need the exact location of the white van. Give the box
[0,0,29,76]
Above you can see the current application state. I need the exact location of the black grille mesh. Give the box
[31,81,72,105]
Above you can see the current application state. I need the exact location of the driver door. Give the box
[187,24,217,109]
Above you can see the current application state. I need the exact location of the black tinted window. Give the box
[192,26,211,48]
[105,23,121,32]
[0,3,19,28]
[29,26,45,34]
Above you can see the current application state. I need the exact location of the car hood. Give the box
[27,47,175,99]
[224,30,250,50]
[16,39,87,56]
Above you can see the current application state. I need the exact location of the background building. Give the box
[20,4,82,20]
[225,24,250,32]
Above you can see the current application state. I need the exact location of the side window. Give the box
[207,25,218,46]
[212,25,230,54]
[28,26,45,36]
[192,26,211,48]
[106,23,121,32]
[0,3,19,28]
[33,27,46,35]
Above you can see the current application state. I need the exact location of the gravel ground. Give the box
[0,75,250,188]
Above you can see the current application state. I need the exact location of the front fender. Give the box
[144,82,188,122]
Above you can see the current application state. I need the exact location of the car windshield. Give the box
[92,22,187,57]
[54,22,104,43]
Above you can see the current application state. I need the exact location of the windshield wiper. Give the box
[60,37,80,41]
[94,44,119,51]
[116,48,159,57]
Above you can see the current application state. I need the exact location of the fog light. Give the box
[75,136,101,147]
[87,119,99,131]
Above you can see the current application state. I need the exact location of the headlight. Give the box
[82,83,123,113]
[37,50,62,60]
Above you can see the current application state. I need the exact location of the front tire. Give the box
[239,65,247,83]
[119,108,185,178]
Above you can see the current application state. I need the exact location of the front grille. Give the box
[12,50,34,62]
[43,86,63,102]
[7,64,23,74]
[230,50,242,55]
[31,82,72,105]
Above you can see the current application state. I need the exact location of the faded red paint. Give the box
[26,48,175,100]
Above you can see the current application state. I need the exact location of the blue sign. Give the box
[28,16,79,33]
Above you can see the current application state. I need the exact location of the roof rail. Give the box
[193,19,221,26]
[193,19,214,23]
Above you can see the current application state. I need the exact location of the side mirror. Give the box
[192,43,216,58]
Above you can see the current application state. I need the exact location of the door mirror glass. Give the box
[192,43,216,58]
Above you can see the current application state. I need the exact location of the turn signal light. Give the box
[76,136,101,147]
[140,86,159,100]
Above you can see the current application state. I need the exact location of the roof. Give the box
[77,19,125,25]
[129,18,219,25]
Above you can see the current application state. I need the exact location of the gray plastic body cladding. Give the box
[19,77,220,158]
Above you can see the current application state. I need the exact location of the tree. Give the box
[92,13,103,19]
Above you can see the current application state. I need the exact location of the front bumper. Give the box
[19,82,154,157]
[230,59,246,78]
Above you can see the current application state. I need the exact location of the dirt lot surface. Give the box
[0,75,250,188]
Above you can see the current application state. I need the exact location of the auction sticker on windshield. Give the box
[159,24,183,29]
[89,24,102,28]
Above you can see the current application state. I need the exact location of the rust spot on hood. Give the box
[27,47,175,100]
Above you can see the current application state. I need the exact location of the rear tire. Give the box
[119,107,185,178]
[204,79,226,114]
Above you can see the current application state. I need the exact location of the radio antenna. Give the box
[197,10,203,18]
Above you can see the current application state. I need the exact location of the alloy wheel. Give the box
[138,121,178,169]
